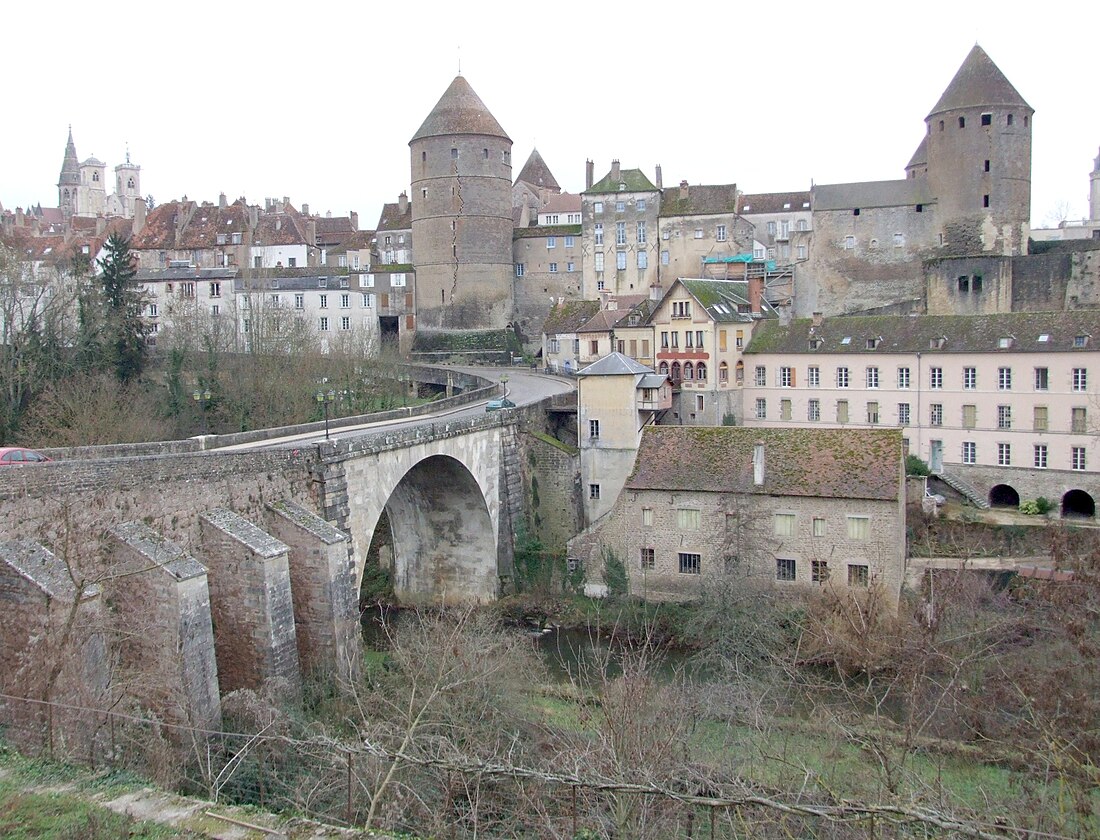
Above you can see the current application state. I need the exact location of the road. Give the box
[219,366,575,452]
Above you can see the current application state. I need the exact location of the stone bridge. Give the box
[0,396,532,743]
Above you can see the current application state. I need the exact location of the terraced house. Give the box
[743,311,1100,518]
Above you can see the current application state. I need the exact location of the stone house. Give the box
[576,352,672,525]
[569,426,906,602]
[657,182,754,280]
[743,310,1100,518]
[542,299,600,374]
[374,194,412,266]
[581,161,661,298]
[650,277,778,425]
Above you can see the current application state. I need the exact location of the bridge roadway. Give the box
[218,367,574,452]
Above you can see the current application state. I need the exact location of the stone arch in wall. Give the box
[357,453,497,607]
[989,484,1020,508]
[1061,489,1095,519]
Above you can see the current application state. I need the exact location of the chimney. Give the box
[398,191,408,215]
[301,202,309,216]
[753,442,765,486]
[519,202,530,228]
[133,197,146,235]
[218,192,227,209]
[812,311,823,328]
[539,185,550,206]
[15,207,24,226]
[248,204,259,229]
[610,159,621,182]
[282,196,290,210]
[350,211,358,230]
[649,283,662,302]
[585,159,594,190]
[307,219,317,247]
[749,275,764,314]
[679,180,689,201]
[655,164,663,190]
[95,216,106,236]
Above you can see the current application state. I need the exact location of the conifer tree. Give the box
[95,232,147,383]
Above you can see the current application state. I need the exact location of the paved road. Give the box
[220,367,575,451]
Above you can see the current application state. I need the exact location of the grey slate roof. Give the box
[812,179,933,211]
[626,426,902,501]
[135,267,238,282]
[515,149,560,192]
[928,44,1031,118]
[668,278,779,323]
[637,373,667,389]
[745,311,1100,356]
[109,521,207,581]
[577,352,653,376]
[411,76,510,143]
[587,168,658,195]
[738,192,812,214]
[543,300,601,335]
[907,136,928,169]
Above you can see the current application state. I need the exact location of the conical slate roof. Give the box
[515,149,560,191]
[927,44,1030,118]
[906,136,928,169]
[59,127,80,186]
[410,76,510,143]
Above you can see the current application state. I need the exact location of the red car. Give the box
[0,447,52,465]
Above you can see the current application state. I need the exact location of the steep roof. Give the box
[411,75,510,143]
[668,278,778,323]
[577,351,652,376]
[745,311,1100,356]
[906,136,928,170]
[375,201,412,232]
[626,426,902,501]
[659,184,739,218]
[738,191,812,214]
[587,168,657,195]
[813,179,932,211]
[928,44,1031,118]
[58,128,79,187]
[541,192,581,213]
[542,299,600,335]
[515,149,560,191]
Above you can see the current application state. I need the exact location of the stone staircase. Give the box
[935,470,990,509]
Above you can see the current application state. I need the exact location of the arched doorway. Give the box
[989,484,1020,508]
[360,454,497,606]
[1062,489,1096,519]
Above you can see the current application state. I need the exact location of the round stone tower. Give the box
[924,44,1033,255]
[58,127,80,218]
[409,75,514,330]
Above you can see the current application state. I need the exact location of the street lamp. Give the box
[500,374,509,401]
[316,389,336,439]
[193,388,212,435]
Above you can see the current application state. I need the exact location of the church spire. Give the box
[59,126,80,187]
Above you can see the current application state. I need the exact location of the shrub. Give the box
[905,454,931,476]
[1035,496,1054,514]
[1019,500,1041,515]
[602,547,629,599]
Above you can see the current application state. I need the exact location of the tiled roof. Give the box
[541,192,581,213]
[542,299,600,335]
[626,426,902,501]
[177,203,250,248]
[812,179,932,211]
[579,296,652,333]
[664,278,778,324]
[928,44,1030,118]
[375,202,412,232]
[577,352,652,376]
[659,184,739,218]
[587,168,657,195]
[515,149,560,191]
[411,75,510,142]
[325,229,375,256]
[135,267,237,281]
[254,211,311,247]
[131,200,189,249]
[745,311,1100,355]
[737,192,812,214]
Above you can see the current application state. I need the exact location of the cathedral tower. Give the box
[924,45,1033,255]
[79,155,107,216]
[114,150,142,218]
[409,76,514,330]
[58,128,80,218]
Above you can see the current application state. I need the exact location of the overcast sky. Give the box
[3,1,1098,230]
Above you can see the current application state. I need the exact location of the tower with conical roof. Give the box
[924,44,1033,255]
[58,127,80,218]
[409,75,514,330]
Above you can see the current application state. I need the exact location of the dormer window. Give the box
[866,337,881,350]
[930,336,947,350]
[1074,334,1090,348]
[809,338,822,350]
[743,204,751,212]
[1038,333,1050,343]
[618,183,626,191]
[840,336,851,345]
[997,336,1013,349]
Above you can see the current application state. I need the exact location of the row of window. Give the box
[757,396,1089,433]
[962,442,1087,470]
[656,360,708,382]
[592,251,647,271]
[545,235,577,249]
[756,364,1088,392]
[541,214,582,225]
[639,549,868,586]
[593,223,647,246]
[515,262,578,276]
[592,199,647,214]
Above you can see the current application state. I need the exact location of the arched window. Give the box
[696,362,707,381]
[683,362,694,380]
[92,171,99,182]
[719,362,729,383]
[127,178,134,189]
[735,360,744,385]
[658,361,669,375]
[671,362,681,383]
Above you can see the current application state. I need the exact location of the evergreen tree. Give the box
[96,232,148,383]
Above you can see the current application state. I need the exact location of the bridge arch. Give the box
[989,484,1020,509]
[1061,489,1095,520]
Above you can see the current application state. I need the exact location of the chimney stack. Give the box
[585,159,594,190]
[219,192,227,209]
[749,275,764,315]
[301,202,310,216]
[350,211,358,230]
[611,159,621,182]
[133,197,146,235]
[649,283,663,302]
[812,311,823,328]
[282,196,290,210]
[655,164,663,190]
[753,442,765,486]
[679,180,689,201]
[398,191,408,215]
